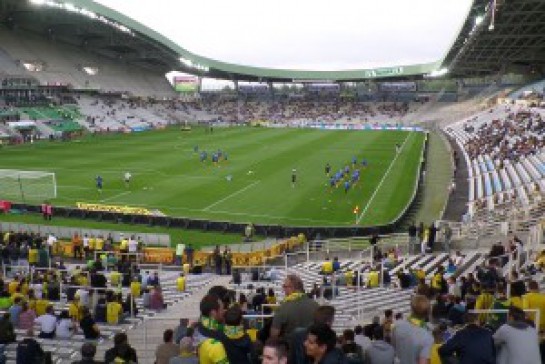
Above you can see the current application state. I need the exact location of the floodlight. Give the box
[64,3,78,12]
[29,0,46,5]
[475,15,484,26]
[488,24,495,31]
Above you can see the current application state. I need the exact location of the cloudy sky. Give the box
[95,0,473,71]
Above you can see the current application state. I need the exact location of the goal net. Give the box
[0,169,57,202]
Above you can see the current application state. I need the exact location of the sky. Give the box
[94,0,473,71]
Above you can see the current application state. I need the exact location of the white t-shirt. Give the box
[35,314,57,334]
[76,288,90,306]
[83,237,90,248]
[56,318,73,338]
[124,172,131,181]
[32,283,43,299]
[128,239,138,253]
[47,235,57,247]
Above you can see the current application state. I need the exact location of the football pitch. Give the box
[0,126,425,227]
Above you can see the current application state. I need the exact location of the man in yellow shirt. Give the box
[130,277,142,297]
[176,273,186,292]
[367,270,379,288]
[107,300,123,324]
[196,295,228,364]
[7,280,19,295]
[321,258,333,275]
[69,297,83,322]
[35,298,50,316]
[95,236,104,252]
[523,280,545,331]
[110,270,121,287]
[28,247,38,266]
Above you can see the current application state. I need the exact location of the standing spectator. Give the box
[9,297,23,326]
[391,295,433,364]
[195,295,228,364]
[493,306,541,364]
[262,338,288,364]
[408,222,418,255]
[304,323,345,364]
[214,245,222,275]
[290,305,335,364]
[155,329,179,364]
[522,280,545,331]
[73,342,102,364]
[104,333,138,364]
[443,224,452,252]
[366,326,395,364]
[222,306,255,364]
[439,312,495,364]
[341,329,363,362]
[174,318,189,344]
[223,247,232,275]
[353,325,371,357]
[270,274,319,340]
[150,286,165,311]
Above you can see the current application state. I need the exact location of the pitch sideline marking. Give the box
[356,133,412,224]
[202,181,261,211]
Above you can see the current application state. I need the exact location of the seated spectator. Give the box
[0,312,16,344]
[56,310,74,339]
[142,288,151,309]
[73,342,103,364]
[169,337,197,364]
[366,326,395,364]
[80,307,101,340]
[35,305,56,339]
[18,302,36,331]
[156,329,179,364]
[104,333,138,364]
[16,330,45,364]
[150,286,165,310]
[9,297,23,326]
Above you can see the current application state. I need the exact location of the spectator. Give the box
[363,316,381,338]
[16,330,45,364]
[80,307,101,340]
[106,297,123,324]
[304,323,345,364]
[150,286,165,310]
[156,329,179,364]
[439,312,495,364]
[104,333,138,364]
[290,305,335,364]
[194,294,227,364]
[262,338,288,364]
[522,280,545,331]
[340,329,363,362]
[35,305,56,339]
[169,337,197,364]
[382,309,394,339]
[270,274,319,340]
[18,302,36,331]
[56,310,74,339]
[9,297,23,326]
[174,318,189,344]
[222,305,255,364]
[366,326,395,364]
[74,342,103,364]
[353,325,371,357]
[0,312,16,344]
[493,306,541,364]
[391,295,433,364]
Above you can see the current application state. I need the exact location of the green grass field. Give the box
[0,126,425,227]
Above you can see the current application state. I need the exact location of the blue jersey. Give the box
[344,181,350,191]
[96,176,103,188]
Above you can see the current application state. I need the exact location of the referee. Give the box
[292,169,297,188]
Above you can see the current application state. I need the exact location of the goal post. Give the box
[0,169,57,202]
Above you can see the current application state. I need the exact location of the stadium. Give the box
[0,0,545,363]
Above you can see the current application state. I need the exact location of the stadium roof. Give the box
[441,0,545,77]
[2,0,544,82]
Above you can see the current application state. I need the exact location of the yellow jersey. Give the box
[130,281,141,297]
[95,238,104,251]
[106,302,123,324]
[430,343,442,364]
[176,277,186,292]
[88,238,96,250]
[198,338,228,364]
[69,302,82,321]
[35,299,50,316]
[183,263,191,275]
[110,271,121,286]
[510,296,524,310]
[8,281,18,295]
[368,271,379,288]
[28,249,38,263]
[523,292,545,330]
[322,261,333,274]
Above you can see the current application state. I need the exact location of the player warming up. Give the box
[292,169,297,188]
[96,175,103,193]
[124,171,132,188]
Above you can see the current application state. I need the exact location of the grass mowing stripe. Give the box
[356,132,412,224]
